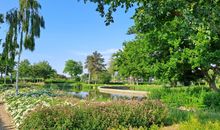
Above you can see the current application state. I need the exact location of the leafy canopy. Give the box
[63,60,83,78]
[87,0,220,90]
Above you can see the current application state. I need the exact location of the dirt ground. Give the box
[0,101,16,130]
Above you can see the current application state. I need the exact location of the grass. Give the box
[179,117,220,130]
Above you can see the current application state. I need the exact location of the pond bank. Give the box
[98,86,149,97]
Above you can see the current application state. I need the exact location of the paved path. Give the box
[0,100,16,130]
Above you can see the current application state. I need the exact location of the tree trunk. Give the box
[207,78,219,92]
[88,73,91,84]
[10,73,13,83]
[15,50,21,96]
[4,65,8,84]
[135,78,139,85]
[15,32,23,96]
[203,70,219,92]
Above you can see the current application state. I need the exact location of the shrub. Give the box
[44,83,73,90]
[149,87,210,109]
[20,100,168,130]
[164,108,190,125]
[0,77,16,84]
[204,92,220,111]
[179,117,220,130]
[19,106,74,130]
[44,78,75,84]
[97,71,112,84]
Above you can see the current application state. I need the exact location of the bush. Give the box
[44,79,75,84]
[179,117,220,130]
[164,108,190,125]
[204,92,220,111]
[19,106,74,130]
[20,100,168,130]
[149,87,210,109]
[97,71,111,84]
[0,77,15,84]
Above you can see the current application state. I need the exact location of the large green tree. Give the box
[113,40,150,84]
[4,0,45,95]
[31,61,56,80]
[63,60,83,80]
[88,0,220,91]
[19,59,31,78]
[85,51,106,84]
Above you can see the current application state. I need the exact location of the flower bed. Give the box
[1,88,79,127]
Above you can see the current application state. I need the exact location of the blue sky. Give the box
[0,0,135,74]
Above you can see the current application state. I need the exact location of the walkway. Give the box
[0,100,16,130]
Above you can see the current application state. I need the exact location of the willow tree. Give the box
[2,27,18,84]
[4,0,45,95]
[0,14,3,44]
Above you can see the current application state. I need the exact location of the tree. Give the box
[63,60,83,80]
[88,0,220,91]
[85,51,106,84]
[0,54,15,84]
[113,40,150,84]
[2,34,17,84]
[4,0,45,95]
[0,13,3,43]
[31,61,56,80]
[107,56,118,82]
[19,59,31,78]
[97,71,111,84]
[0,55,5,78]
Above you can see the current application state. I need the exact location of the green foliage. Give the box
[2,88,68,127]
[0,54,15,79]
[89,0,220,89]
[63,59,83,79]
[44,79,75,84]
[165,108,191,125]
[85,51,106,83]
[0,77,15,84]
[149,86,210,109]
[19,59,31,78]
[96,71,111,84]
[113,41,150,81]
[3,0,45,95]
[204,92,220,111]
[20,100,168,129]
[20,106,74,130]
[31,61,57,79]
[179,117,220,130]
[0,13,3,24]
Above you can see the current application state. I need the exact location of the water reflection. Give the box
[67,90,145,100]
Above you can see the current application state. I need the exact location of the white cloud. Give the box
[68,48,120,68]
[100,48,119,55]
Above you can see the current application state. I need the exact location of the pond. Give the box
[44,83,147,100]
[67,86,146,101]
